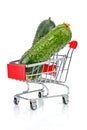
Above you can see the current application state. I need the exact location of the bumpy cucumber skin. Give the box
[19,24,72,65]
[32,18,56,46]
[26,18,55,79]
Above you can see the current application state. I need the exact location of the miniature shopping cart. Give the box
[7,40,78,110]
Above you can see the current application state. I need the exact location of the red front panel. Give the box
[7,64,26,80]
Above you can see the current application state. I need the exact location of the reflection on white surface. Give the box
[12,95,69,130]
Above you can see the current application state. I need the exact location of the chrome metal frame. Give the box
[13,46,74,109]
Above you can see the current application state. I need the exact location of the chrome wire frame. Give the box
[13,47,74,103]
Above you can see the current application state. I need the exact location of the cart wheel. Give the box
[38,90,44,98]
[62,95,69,104]
[30,100,37,110]
[13,96,20,105]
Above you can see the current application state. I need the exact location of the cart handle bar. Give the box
[69,40,78,49]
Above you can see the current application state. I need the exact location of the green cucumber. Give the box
[32,17,56,46]
[19,23,72,65]
[26,18,56,79]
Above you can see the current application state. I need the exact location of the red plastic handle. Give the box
[69,40,78,49]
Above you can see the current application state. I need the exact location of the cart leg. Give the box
[13,96,20,105]
[62,94,69,104]
[38,90,44,98]
[38,83,49,98]
[30,99,37,110]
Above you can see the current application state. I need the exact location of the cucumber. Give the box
[26,18,56,79]
[32,17,56,46]
[19,23,72,65]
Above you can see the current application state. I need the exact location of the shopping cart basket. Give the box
[7,40,78,110]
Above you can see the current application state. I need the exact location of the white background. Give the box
[0,0,87,130]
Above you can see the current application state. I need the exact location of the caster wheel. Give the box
[38,90,44,98]
[13,96,20,105]
[62,95,69,104]
[30,100,37,110]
